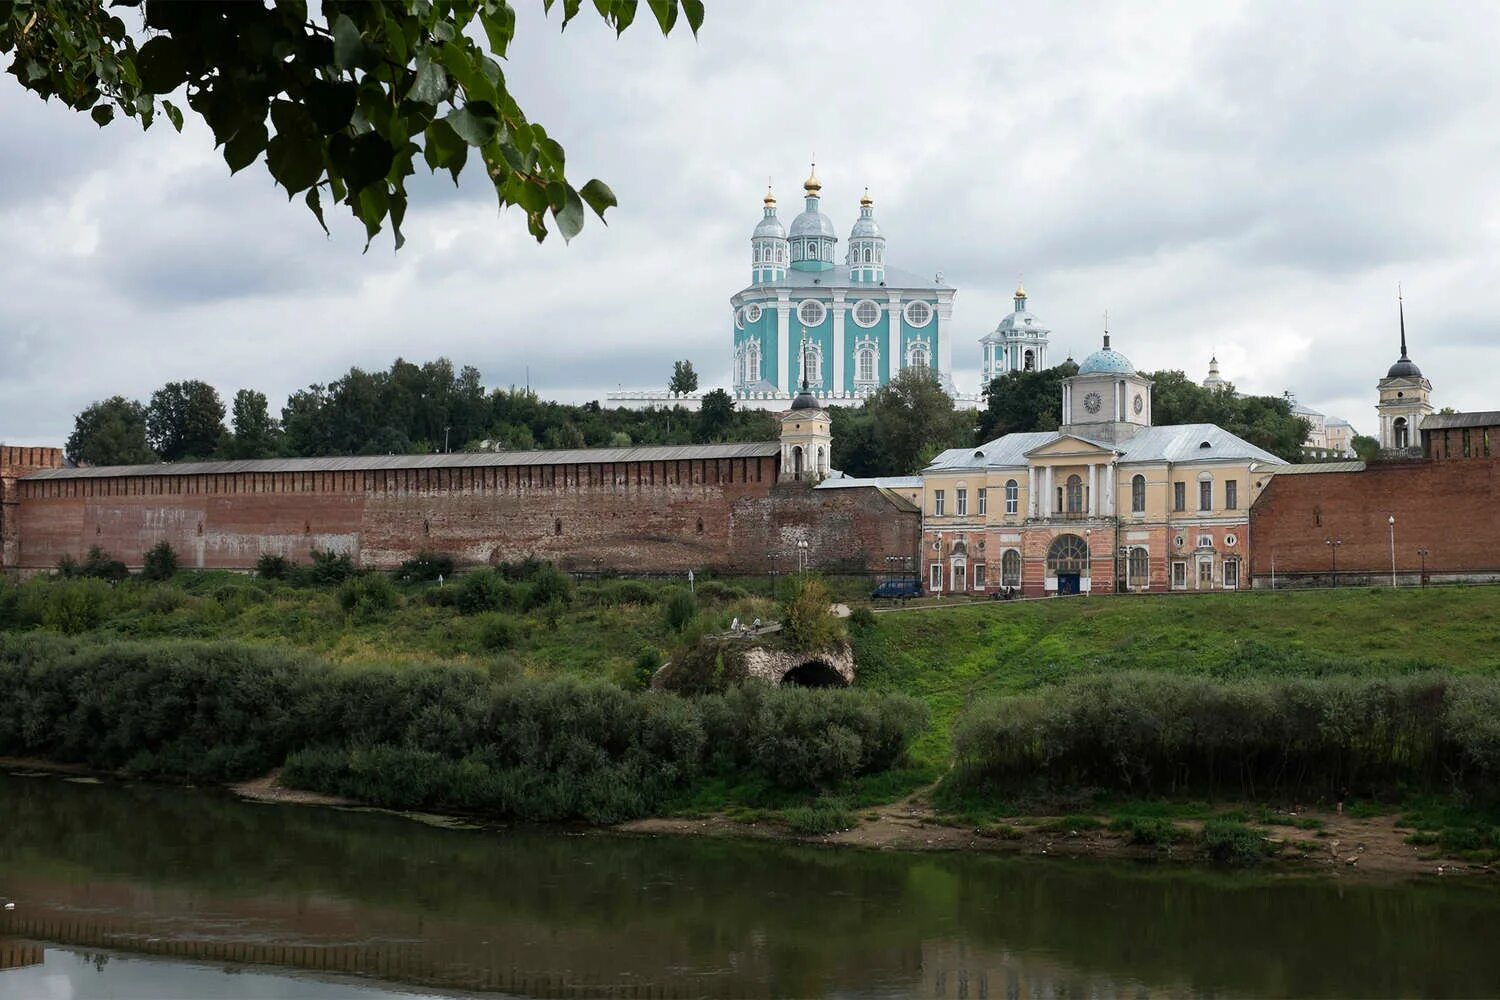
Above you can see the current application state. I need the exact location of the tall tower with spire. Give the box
[750,183,788,284]
[1375,290,1433,452]
[1203,355,1227,391]
[847,189,885,283]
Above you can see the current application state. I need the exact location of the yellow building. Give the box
[921,335,1286,596]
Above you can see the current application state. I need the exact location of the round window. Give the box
[1225,533,1238,547]
[744,303,762,323]
[1174,535,1186,548]
[904,300,933,327]
[852,299,882,328]
[798,299,827,327]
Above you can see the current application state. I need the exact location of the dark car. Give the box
[871,578,922,600]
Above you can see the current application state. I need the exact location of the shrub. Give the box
[696,581,749,603]
[781,575,846,652]
[662,589,698,632]
[454,570,510,614]
[631,646,661,689]
[848,606,877,630]
[141,586,190,615]
[337,574,399,623]
[1111,816,1182,849]
[397,551,456,583]
[474,612,521,651]
[141,542,178,582]
[34,579,112,634]
[255,554,294,580]
[1198,820,1273,866]
[305,549,355,585]
[781,799,858,835]
[78,546,129,582]
[595,580,659,607]
[527,563,574,609]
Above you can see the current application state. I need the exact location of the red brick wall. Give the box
[1249,458,1500,585]
[12,456,919,575]
[1424,425,1500,461]
[1,446,65,571]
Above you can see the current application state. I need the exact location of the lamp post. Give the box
[797,539,809,575]
[1324,537,1341,587]
[1417,548,1429,588]
[1388,515,1397,589]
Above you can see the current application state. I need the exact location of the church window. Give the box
[863,247,873,264]
[798,299,827,326]
[1004,479,1018,515]
[1065,475,1084,514]
[1199,478,1213,511]
[1024,349,1034,372]
[1128,547,1149,588]
[856,347,877,384]
[1131,474,1146,513]
[979,487,989,515]
[1002,549,1021,587]
[745,303,762,323]
[853,299,881,328]
[904,300,933,327]
[1173,482,1186,512]
[797,342,824,387]
[1046,534,1090,574]
[1225,480,1238,510]
[744,341,762,384]
[907,344,930,370]
[1394,417,1409,450]
[933,490,945,516]
[956,488,968,516]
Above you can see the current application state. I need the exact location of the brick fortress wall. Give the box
[1248,458,1500,586]
[1,446,65,571]
[12,453,919,575]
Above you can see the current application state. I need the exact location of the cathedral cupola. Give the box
[789,163,837,272]
[847,188,885,283]
[750,183,788,284]
[980,279,1050,384]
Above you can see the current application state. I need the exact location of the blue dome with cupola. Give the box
[788,168,837,239]
[1077,333,1135,375]
[752,188,785,240]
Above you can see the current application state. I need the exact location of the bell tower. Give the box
[780,338,832,482]
[1376,292,1432,452]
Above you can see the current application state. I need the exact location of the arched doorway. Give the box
[781,660,849,688]
[1394,417,1409,449]
[792,446,804,479]
[1023,348,1035,371]
[1047,534,1090,596]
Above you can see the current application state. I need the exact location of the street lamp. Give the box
[1388,515,1397,589]
[797,539,809,575]
[1417,548,1430,588]
[1324,538,1342,587]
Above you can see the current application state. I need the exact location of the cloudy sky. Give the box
[4,0,1499,446]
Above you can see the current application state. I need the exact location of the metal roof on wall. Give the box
[1268,461,1366,475]
[22,441,781,481]
[1421,411,1500,430]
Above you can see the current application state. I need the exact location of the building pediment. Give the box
[1024,434,1119,460]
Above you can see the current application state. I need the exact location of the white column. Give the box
[1043,466,1054,516]
[1106,461,1117,515]
[832,292,846,395]
[936,296,954,379]
[776,295,791,394]
[1028,465,1038,517]
[886,292,902,381]
[1088,464,1098,516]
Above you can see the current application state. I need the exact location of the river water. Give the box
[1,771,1498,998]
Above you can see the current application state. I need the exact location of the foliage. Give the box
[977,361,1078,439]
[779,798,859,835]
[474,612,521,651]
[64,395,155,466]
[337,573,399,622]
[58,545,129,582]
[528,562,574,608]
[655,639,747,695]
[454,569,511,614]
[19,578,114,634]
[1197,820,1274,866]
[781,575,846,652]
[1352,434,1380,462]
[304,548,355,585]
[669,360,700,395]
[224,389,283,459]
[662,588,698,632]
[2,0,704,247]
[146,380,226,461]
[1109,815,1182,849]
[863,368,972,475]
[698,388,735,441]
[1144,370,1309,463]
[141,541,178,582]
[255,553,293,580]
[397,551,456,583]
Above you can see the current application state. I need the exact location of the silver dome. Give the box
[753,214,786,240]
[850,215,882,239]
[789,207,837,239]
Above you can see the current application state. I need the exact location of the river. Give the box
[1,771,1497,998]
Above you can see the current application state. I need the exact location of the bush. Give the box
[454,570,510,614]
[781,799,858,835]
[1198,820,1273,866]
[696,581,748,603]
[305,549,355,585]
[65,546,128,582]
[781,575,846,652]
[848,606,877,630]
[527,563,574,609]
[594,580,659,607]
[397,551,456,583]
[255,554,294,580]
[662,589,698,632]
[1111,815,1182,849]
[337,574,399,623]
[141,542,179,582]
[23,579,113,634]
[474,612,521,651]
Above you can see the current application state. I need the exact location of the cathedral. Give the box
[727,166,959,407]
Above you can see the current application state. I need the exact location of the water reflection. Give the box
[1,772,1497,998]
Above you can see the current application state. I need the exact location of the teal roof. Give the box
[1077,346,1135,375]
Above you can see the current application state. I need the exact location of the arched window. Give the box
[1046,534,1090,574]
[798,343,824,387]
[744,341,761,384]
[1394,417,1409,449]
[792,446,804,480]
[1002,549,1021,587]
[1004,479,1019,515]
[1131,474,1146,513]
[864,246,873,263]
[816,446,825,475]
[1128,547,1149,587]
[856,347,877,385]
[1065,474,1084,513]
[907,344,930,370]
[1023,349,1035,371]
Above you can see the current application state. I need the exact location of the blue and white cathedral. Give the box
[729,166,958,405]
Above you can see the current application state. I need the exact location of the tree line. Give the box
[62,358,1308,475]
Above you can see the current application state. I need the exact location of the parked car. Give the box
[871,578,922,600]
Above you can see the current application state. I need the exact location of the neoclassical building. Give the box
[920,334,1286,596]
[728,167,959,407]
[980,283,1051,384]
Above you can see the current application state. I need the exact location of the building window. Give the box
[904,300,933,327]
[856,346,877,384]
[978,488,989,515]
[956,488,968,516]
[1046,534,1090,575]
[797,342,824,387]
[744,303,762,323]
[1225,533,1238,547]
[1395,417,1409,450]
[1131,474,1145,513]
[1171,561,1187,589]
[1005,479,1019,515]
[907,343,930,370]
[797,299,827,327]
[1225,480,1238,510]
[1174,482,1186,512]
[1128,547,1149,588]
[1001,549,1021,587]
[973,563,986,589]
[933,490,945,516]
[1199,478,1212,511]
[1197,533,1214,548]
[930,562,942,591]
[1224,560,1240,590]
[1065,474,1084,514]
[743,341,761,384]
[852,299,881,328]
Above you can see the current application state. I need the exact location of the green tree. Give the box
[224,388,281,459]
[865,369,971,476]
[146,380,226,461]
[1145,370,1308,463]
[669,360,699,395]
[977,360,1078,440]
[65,396,156,466]
[698,388,734,441]
[1351,434,1380,462]
[2,0,702,247]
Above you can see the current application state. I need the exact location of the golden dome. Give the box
[803,163,821,197]
[859,187,872,207]
[763,184,776,206]
[1015,279,1027,299]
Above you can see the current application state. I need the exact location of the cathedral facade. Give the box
[728,167,959,407]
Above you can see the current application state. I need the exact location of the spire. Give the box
[1398,285,1409,360]
[763,179,776,207]
[803,161,821,198]
[860,186,872,208]
[1014,276,1027,312]
[1102,310,1110,351]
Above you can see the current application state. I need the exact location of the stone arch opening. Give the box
[780,659,849,688]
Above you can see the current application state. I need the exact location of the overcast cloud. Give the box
[3,0,1499,446]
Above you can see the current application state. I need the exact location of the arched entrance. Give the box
[781,660,850,688]
[792,446,804,479]
[1394,417,1409,449]
[1047,534,1090,596]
